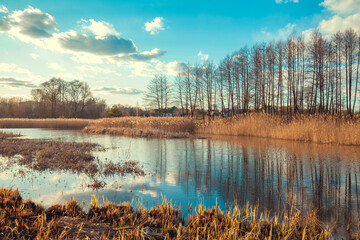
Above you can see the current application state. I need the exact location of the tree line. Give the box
[146,29,360,118]
[0,78,106,118]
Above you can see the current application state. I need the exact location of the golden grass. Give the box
[0,133,144,188]
[198,113,360,145]
[1,115,360,145]
[0,118,92,129]
[0,188,337,239]
[83,117,196,138]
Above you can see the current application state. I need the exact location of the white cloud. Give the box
[0,63,31,74]
[48,62,65,71]
[165,61,186,76]
[313,0,360,35]
[275,0,299,3]
[127,59,185,78]
[52,72,85,80]
[0,6,170,83]
[144,17,165,35]
[319,12,360,34]
[83,19,119,39]
[260,23,297,40]
[301,28,314,42]
[0,5,8,13]
[30,53,39,59]
[93,87,145,95]
[279,23,297,37]
[0,76,37,88]
[198,51,209,61]
[77,65,115,74]
[0,6,165,63]
[71,54,104,64]
[57,30,137,56]
[112,48,166,62]
[320,0,360,14]
[0,6,57,38]
[128,61,156,77]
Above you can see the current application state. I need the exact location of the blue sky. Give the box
[0,0,359,105]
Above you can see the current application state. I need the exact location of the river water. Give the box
[0,128,359,233]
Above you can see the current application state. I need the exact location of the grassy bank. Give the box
[83,117,196,138]
[0,188,338,239]
[198,114,360,145]
[1,115,360,145]
[0,118,92,129]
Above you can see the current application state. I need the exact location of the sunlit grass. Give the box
[0,188,336,239]
[84,117,196,138]
[198,113,360,145]
[1,114,360,145]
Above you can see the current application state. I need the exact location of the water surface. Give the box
[0,128,359,233]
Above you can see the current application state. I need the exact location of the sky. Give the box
[0,0,359,106]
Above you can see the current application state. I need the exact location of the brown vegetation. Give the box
[0,188,340,239]
[0,118,92,129]
[83,114,360,145]
[0,132,144,187]
[198,113,360,145]
[0,131,21,139]
[2,114,360,145]
[83,117,196,138]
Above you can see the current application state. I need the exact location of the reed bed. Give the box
[0,188,339,239]
[0,118,92,129]
[2,115,360,145]
[84,117,196,138]
[198,113,360,145]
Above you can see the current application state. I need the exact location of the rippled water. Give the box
[1,128,360,232]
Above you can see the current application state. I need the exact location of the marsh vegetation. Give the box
[0,188,337,239]
[0,131,144,189]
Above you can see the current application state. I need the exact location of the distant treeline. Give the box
[146,28,360,118]
[0,78,106,118]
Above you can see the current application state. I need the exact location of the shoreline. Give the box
[1,114,360,145]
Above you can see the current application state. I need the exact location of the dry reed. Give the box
[0,118,92,129]
[0,188,339,239]
[198,113,360,145]
[2,114,360,145]
[84,117,196,138]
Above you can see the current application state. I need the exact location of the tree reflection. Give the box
[150,136,360,229]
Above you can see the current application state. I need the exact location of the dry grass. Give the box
[0,133,145,188]
[84,117,196,138]
[0,118,92,129]
[198,113,360,145]
[0,131,21,139]
[0,188,338,239]
[2,115,360,145]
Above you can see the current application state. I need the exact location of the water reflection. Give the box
[0,128,359,230]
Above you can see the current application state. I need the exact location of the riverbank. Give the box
[0,187,337,239]
[1,114,360,145]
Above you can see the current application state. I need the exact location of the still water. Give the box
[1,128,360,230]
